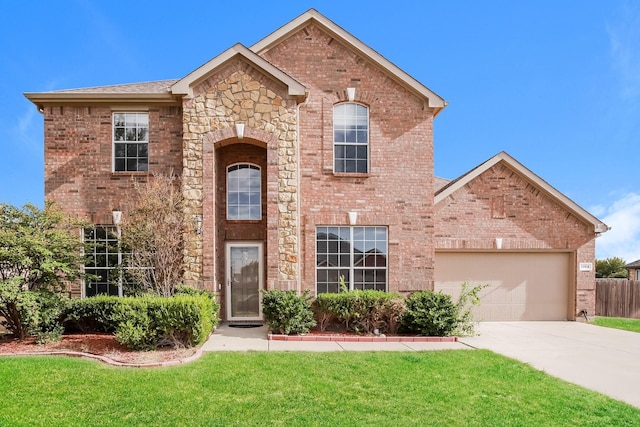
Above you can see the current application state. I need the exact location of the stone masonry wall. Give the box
[181,60,299,289]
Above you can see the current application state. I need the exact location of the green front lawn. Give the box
[0,351,637,426]
[592,316,640,333]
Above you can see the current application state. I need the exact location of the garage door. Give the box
[434,252,571,321]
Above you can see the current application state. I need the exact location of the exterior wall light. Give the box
[194,214,203,235]
[495,238,503,250]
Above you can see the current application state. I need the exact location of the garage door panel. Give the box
[435,252,570,321]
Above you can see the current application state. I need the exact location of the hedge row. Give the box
[312,290,404,335]
[65,287,220,350]
[263,284,484,337]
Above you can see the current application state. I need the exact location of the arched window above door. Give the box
[227,163,261,220]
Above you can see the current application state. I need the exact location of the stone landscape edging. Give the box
[0,331,219,368]
[0,346,205,368]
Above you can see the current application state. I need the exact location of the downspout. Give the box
[295,91,310,294]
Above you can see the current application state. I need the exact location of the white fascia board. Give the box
[170,43,306,99]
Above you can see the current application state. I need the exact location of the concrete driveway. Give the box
[459,322,640,408]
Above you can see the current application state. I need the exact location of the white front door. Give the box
[225,242,263,321]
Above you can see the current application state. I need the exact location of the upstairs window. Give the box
[227,164,261,220]
[113,112,148,172]
[333,103,369,173]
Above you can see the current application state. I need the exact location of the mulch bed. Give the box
[0,333,197,365]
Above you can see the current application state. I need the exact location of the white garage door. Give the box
[434,252,571,321]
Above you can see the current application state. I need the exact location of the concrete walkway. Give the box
[459,321,640,409]
[201,323,468,352]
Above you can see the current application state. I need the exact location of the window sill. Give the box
[111,171,149,177]
[332,172,370,178]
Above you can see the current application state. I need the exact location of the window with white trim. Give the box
[316,226,387,293]
[113,112,148,172]
[227,164,261,220]
[333,103,369,173]
[83,226,132,297]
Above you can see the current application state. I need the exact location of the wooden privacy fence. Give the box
[596,279,640,318]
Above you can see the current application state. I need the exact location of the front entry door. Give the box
[225,242,263,321]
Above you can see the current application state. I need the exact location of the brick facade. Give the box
[262,24,436,294]
[42,105,183,296]
[28,9,605,320]
[435,162,598,317]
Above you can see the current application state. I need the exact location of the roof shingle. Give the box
[43,79,178,94]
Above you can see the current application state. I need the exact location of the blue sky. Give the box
[1,1,638,262]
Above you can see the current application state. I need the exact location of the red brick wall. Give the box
[43,104,183,294]
[261,23,437,294]
[44,105,183,221]
[434,162,597,318]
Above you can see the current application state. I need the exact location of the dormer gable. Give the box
[170,43,307,102]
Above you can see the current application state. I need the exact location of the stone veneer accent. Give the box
[181,60,300,288]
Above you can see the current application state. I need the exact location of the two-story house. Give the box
[25,9,608,322]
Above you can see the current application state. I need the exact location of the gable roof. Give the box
[170,43,307,100]
[251,8,446,115]
[25,9,445,114]
[434,176,451,192]
[435,151,610,234]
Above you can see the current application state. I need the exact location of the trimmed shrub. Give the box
[64,293,218,350]
[401,291,458,337]
[313,290,404,334]
[311,294,338,332]
[111,295,215,351]
[150,295,215,348]
[111,298,154,350]
[174,285,220,329]
[262,290,316,335]
[64,296,121,333]
[312,293,349,332]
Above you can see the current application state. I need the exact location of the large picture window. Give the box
[227,164,261,220]
[83,226,131,297]
[316,226,387,293]
[333,103,369,173]
[113,112,148,172]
